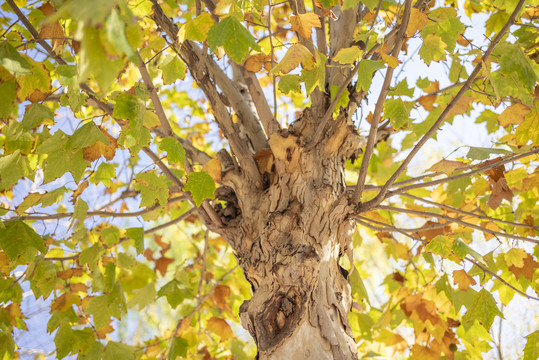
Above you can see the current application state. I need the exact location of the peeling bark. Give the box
[220,109,363,359]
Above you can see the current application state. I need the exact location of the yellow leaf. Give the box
[381,53,400,68]
[271,44,315,75]
[426,159,467,175]
[504,248,527,268]
[332,46,362,65]
[411,344,440,360]
[203,158,222,183]
[207,317,234,340]
[452,269,476,291]
[498,103,530,127]
[290,13,321,39]
[406,8,428,37]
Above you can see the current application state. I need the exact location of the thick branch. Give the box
[352,0,412,204]
[360,0,527,210]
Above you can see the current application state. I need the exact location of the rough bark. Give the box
[218,109,364,359]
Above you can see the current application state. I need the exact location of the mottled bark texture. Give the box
[218,109,364,359]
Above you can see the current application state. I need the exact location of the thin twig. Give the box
[351,0,413,204]
[376,205,539,244]
[360,0,528,211]
[268,0,277,122]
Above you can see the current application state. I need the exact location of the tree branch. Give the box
[352,0,413,204]
[136,51,174,136]
[376,205,539,244]
[402,193,539,230]
[359,0,527,210]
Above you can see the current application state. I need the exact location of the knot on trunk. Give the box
[254,289,305,351]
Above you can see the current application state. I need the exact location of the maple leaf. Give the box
[213,285,231,310]
[207,317,234,340]
[154,256,174,276]
[202,158,222,183]
[244,54,271,72]
[290,13,321,39]
[498,103,531,127]
[406,8,429,37]
[427,159,467,175]
[38,3,66,51]
[418,94,437,110]
[271,44,315,75]
[82,127,117,162]
[452,269,476,291]
[508,253,539,281]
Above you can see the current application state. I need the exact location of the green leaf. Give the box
[388,79,414,97]
[159,138,186,166]
[169,337,189,359]
[0,41,31,75]
[0,150,33,190]
[462,288,502,330]
[90,162,117,187]
[106,8,137,62]
[127,283,156,309]
[0,221,45,260]
[425,235,453,257]
[73,198,88,225]
[159,55,186,85]
[158,280,188,308]
[16,55,52,101]
[452,239,482,260]
[420,8,465,53]
[494,44,537,90]
[127,227,145,254]
[317,0,339,9]
[133,171,170,207]
[21,103,54,130]
[419,34,447,65]
[120,117,151,154]
[356,60,385,92]
[67,122,110,150]
[466,146,510,160]
[350,269,370,304]
[183,13,214,42]
[79,243,105,271]
[55,0,120,25]
[0,77,17,120]
[101,226,121,247]
[301,52,326,94]
[207,16,261,63]
[79,26,124,93]
[524,330,539,360]
[278,75,301,94]
[104,341,138,360]
[184,171,216,207]
[384,99,412,129]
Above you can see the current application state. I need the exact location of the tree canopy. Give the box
[0,0,538,358]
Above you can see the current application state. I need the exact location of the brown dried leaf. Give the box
[38,3,65,51]
[51,293,81,312]
[447,95,473,116]
[69,283,89,293]
[212,285,231,310]
[57,268,83,280]
[96,322,114,338]
[155,256,174,276]
[71,180,89,203]
[456,34,471,46]
[414,221,451,241]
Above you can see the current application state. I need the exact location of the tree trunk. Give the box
[219,109,363,359]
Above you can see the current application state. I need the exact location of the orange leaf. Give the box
[155,256,174,276]
[290,13,321,39]
[206,317,234,340]
[38,3,65,51]
[82,128,117,162]
[71,180,89,203]
[212,285,231,310]
[96,322,114,338]
[452,270,476,291]
[381,53,400,68]
[406,8,428,37]
[508,253,539,281]
[456,34,471,46]
[498,103,531,127]
[51,293,81,312]
[418,94,437,110]
[57,268,83,280]
[447,95,473,116]
[244,54,270,72]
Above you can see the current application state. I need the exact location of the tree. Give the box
[0,0,538,358]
